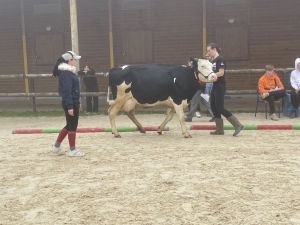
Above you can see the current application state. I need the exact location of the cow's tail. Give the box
[107,86,115,105]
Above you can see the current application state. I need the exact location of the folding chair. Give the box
[254,90,281,119]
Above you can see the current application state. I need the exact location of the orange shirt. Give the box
[258,72,284,93]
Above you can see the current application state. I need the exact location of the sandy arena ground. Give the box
[1,113,300,225]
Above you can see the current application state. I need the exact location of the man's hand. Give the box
[68,109,74,116]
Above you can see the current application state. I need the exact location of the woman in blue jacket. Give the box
[51,51,85,157]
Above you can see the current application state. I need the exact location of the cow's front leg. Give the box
[157,107,175,135]
[172,102,192,138]
[108,105,122,138]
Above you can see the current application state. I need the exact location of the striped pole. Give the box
[12,126,169,134]
[190,124,300,130]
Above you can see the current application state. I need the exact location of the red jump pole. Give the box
[77,127,105,133]
[190,125,216,130]
[190,124,299,130]
[257,125,293,130]
[12,128,43,134]
[12,126,169,134]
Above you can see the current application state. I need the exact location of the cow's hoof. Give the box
[157,131,162,135]
[114,135,121,138]
[184,134,192,138]
[140,130,146,134]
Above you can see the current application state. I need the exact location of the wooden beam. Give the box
[20,0,29,95]
[0,92,107,97]
[108,0,115,68]
[69,0,80,70]
[202,0,207,57]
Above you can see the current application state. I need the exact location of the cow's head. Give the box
[193,59,217,83]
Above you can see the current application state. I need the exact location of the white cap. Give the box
[62,51,81,61]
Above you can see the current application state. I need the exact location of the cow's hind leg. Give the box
[157,107,175,135]
[125,110,145,133]
[108,104,122,138]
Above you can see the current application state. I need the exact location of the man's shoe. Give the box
[270,113,279,121]
[209,117,215,122]
[195,111,201,118]
[51,145,65,155]
[185,118,192,122]
[68,149,85,157]
[290,109,297,119]
[210,130,224,135]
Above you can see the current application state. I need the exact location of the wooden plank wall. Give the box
[249,0,300,69]
[152,0,203,64]
[1,0,300,94]
[209,0,300,90]
[0,0,26,93]
[76,0,110,92]
[27,0,70,93]
[113,0,203,65]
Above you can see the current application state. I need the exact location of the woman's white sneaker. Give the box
[51,145,65,155]
[68,149,85,157]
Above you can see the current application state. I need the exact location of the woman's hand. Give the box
[68,109,74,116]
[78,104,82,111]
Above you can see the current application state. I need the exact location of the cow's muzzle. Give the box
[198,70,214,79]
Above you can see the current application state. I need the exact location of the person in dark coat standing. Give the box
[51,51,85,157]
[78,65,98,113]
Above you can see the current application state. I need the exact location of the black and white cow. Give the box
[107,58,217,138]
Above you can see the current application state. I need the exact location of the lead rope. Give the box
[194,72,199,80]
[194,71,205,86]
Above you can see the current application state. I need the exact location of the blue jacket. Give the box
[58,63,80,109]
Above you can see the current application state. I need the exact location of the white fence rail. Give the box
[0,68,294,111]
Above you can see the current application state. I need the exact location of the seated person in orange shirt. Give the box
[258,65,286,121]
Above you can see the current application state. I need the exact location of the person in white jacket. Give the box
[290,58,300,118]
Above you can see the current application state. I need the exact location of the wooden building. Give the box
[0,0,300,93]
